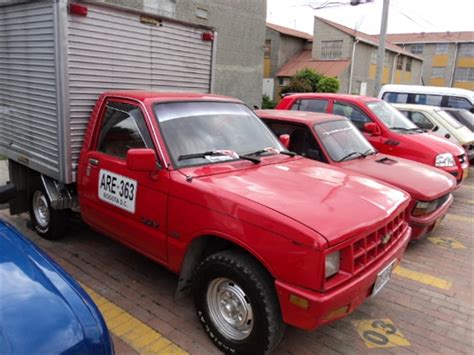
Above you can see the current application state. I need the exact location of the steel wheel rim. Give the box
[206,277,254,341]
[33,191,50,228]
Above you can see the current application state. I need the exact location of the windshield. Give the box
[367,101,418,131]
[449,110,474,131]
[314,120,375,162]
[154,102,284,167]
[436,110,463,129]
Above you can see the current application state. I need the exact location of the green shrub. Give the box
[316,76,340,93]
[261,94,277,109]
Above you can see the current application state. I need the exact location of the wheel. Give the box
[192,250,285,354]
[30,187,67,240]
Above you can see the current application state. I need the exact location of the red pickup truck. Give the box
[1,91,412,353]
[277,93,469,184]
[257,110,457,240]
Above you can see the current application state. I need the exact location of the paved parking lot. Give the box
[0,160,473,354]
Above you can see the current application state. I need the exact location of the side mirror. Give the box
[363,122,380,136]
[432,125,439,132]
[126,148,157,172]
[279,134,290,149]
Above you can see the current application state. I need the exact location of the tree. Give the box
[280,68,340,95]
[317,77,340,93]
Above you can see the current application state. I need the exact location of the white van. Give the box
[379,84,474,113]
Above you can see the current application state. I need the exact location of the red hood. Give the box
[339,154,456,201]
[179,157,410,247]
[402,132,465,156]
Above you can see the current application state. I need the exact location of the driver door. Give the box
[80,99,169,262]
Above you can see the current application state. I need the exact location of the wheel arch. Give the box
[174,233,275,300]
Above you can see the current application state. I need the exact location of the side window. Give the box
[409,112,435,130]
[333,101,371,130]
[413,94,442,106]
[97,102,153,159]
[263,121,326,162]
[383,92,408,104]
[446,96,472,110]
[291,99,329,113]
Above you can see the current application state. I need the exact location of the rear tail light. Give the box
[69,3,88,16]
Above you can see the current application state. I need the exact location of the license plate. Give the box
[372,260,397,297]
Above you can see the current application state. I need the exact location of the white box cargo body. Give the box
[0,0,215,184]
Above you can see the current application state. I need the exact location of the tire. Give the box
[29,187,67,240]
[192,250,285,354]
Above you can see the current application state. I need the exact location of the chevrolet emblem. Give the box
[382,232,392,245]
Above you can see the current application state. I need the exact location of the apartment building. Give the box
[273,17,423,97]
[385,32,474,90]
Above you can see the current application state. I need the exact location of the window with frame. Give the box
[370,50,378,64]
[98,102,153,159]
[435,43,449,54]
[458,43,473,57]
[383,92,409,104]
[408,112,435,130]
[413,94,443,106]
[405,57,412,72]
[264,39,272,59]
[263,121,326,162]
[409,43,424,55]
[291,99,329,113]
[446,96,472,110]
[321,40,343,60]
[431,66,445,78]
[396,56,404,70]
[333,101,371,130]
[454,68,474,82]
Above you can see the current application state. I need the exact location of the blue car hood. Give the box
[0,221,111,354]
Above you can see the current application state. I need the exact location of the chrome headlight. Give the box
[435,153,455,167]
[325,251,340,278]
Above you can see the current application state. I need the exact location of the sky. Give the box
[267,0,474,36]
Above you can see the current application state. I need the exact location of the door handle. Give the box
[89,158,99,166]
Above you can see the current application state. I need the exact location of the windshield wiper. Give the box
[338,151,366,162]
[390,126,410,131]
[363,148,377,156]
[178,150,261,164]
[178,151,227,161]
[244,147,296,158]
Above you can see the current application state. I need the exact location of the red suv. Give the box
[277,94,469,184]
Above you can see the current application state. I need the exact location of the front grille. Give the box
[350,211,407,275]
[324,209,408,290]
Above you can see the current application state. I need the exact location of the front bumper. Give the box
[408,194,453,240]
[439,163,469,186]
[275,226,411,331]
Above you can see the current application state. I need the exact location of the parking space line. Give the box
[352,319,410,348]
[393,266,453,290]
[82,285,188,355]
[428,236,467,249]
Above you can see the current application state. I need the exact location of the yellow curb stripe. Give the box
[81,285,188,355]
[393,266,453,290]
[446,214,473,224]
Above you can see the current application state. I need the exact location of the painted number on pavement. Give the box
[99,169,137,213]
[428,237,466,250]
[353,319,410,348]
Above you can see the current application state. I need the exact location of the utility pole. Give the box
[374,0,390,96]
